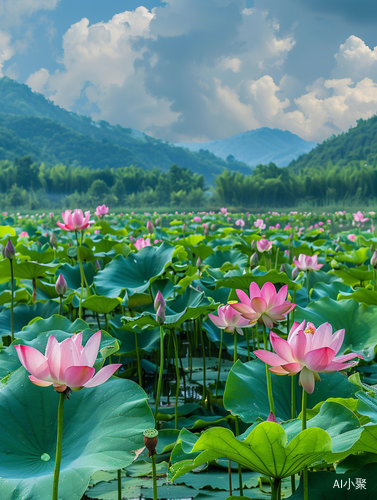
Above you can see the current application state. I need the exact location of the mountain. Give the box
[0,77,252,183]
[174,128,317,167]
[288,115,377,171]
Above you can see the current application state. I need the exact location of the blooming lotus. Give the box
[95,204,109,217]
[257,238,272,252]
[353,211,369,223]
[14,331,121,393]
[57,209,92,231]
[293,254,323,271]
[231,282,295,329]
[254,321,362,393]
[134,237,151,250]
[208,304,250,335]
[254,218,266,230]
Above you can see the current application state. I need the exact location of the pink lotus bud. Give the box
[95,259,101,270]
[267,412,278,423]
[182,223,187,232]
[292,267,299,280]
[154,290,165,313]
[371,250,377,268]
[280,264,285,273]
[55,274,67,296]
[156,304,165,324]
[146,220,154,233]
[250,252,259,267]
[2,239,15,260]
[196,257,202,267]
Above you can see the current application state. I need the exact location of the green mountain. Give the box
[174,128,317,167]
[0,77,252,182]
[288,115,377,171]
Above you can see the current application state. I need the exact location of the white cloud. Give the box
[0,30,14,76]
[0,0,60,28]
[333,35,377,80]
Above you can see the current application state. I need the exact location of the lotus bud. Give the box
[371,249,377,268]
[250,252,259,267]
[95,259,101,270]
[291,266,299,280]
[2,239,15,260]
[196,257,202,268]
[182,223,187,233]
[267,412,278,423]
[146,220,154,233]
[156,303,165,325]
[280,263,285,273]
[55,274,67,296]
[289,233,293,242]
[50,232,58,248]
[154,290,165,313]
[143,428,159,457]
[129,235,134,243]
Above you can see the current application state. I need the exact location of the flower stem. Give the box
[198,319,206,408]
[154,326,165,425]
[117,469,122,500]
[245,328,251,361]
[215,329,223,400]
[134,331,142,387]
[263,324,275,416]
[235,417,243,496]
[172,329,180,429]
[302,388,308,500]
[76,230,85,320]
[10,258,14,342]
[228,459,232,497]
[52,392,65,500]
[271,477,281,500]
[306,270,310,303]
[59,296,63,316]
[151,453,158,500]
[233,331,238,363]
[291,374,296,493]
[255,323,260,349]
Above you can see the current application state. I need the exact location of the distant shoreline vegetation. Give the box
[0,156,377,210]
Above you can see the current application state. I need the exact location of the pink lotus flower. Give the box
[293,254,323,271]
[254,321,362,393]
[220,207,228,215]
[348,234,356,242]
[208,304,249,335]
[134,237,151,250]
[14,331,121,393]
[353,211,369,223]
[231,282,296,329]
[257,238,272,252]
[57,209,92,231]
[95,204,109,217]
[254,219,266,230]
[19,231,29,238]
[193,216,201,223]
[235,219,245,227]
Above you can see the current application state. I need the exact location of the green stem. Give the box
[251,327,256,351]
[374,266,376,291]
[117,469,122,500]
[59,296,63,316]
[306,270,310,303]
[10,259,14,342]
[52,393,65,500]
[76,230,84,320]
[245,328,251,361]
[271,477,281,500]
[255,323,260,349]
[172,330,180,430]
[134,331,142,387]
[263,324,275,415]
[234,331,238,363]
[154,326,165,425]
[198,320,206,408]
[302,388,308,500]
[215,329,223,400]
[275,248,279,270]
[228,459,232,497]
[151,453,158,500]
[235,417,243,496]
[291,374,296,494]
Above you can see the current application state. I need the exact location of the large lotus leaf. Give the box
[82,295,122,314]
[290,463,377,499]
[0,301,59,338]
[337,288,377,306]
[213,268,302,292]
[58,262,96,289]
[0,259,60,283]
[331,266,374,286]
[294,296,377,354]
[171,424,331,480]
[111,327,161,356]
[0,225,16,238]
[0,287,30,305]
[17,243,55,263]
[203,250,247,271]
[310,280,351,301]
[282,402,362,456]
[335,247,370,265]
[94,242,175,297]
[223,359,357,422]
[0,368,154,500]
[174,467,260,491]
[94,220,128,236]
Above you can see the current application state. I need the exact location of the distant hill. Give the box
[0,77,252,182]
[288,115,377,171]
[174,128,317,167]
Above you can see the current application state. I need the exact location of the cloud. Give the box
[0,0,60,28]
[0,31,14,76]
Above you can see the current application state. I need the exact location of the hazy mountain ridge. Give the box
[174,128,317,167]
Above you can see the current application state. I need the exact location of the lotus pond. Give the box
[0,208,377,500]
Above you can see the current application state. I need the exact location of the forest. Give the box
[0,156,376,209]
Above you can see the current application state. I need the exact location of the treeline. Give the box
[0,158,206,209]
[2,156,377,209]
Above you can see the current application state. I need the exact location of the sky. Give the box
[1,0,377,144]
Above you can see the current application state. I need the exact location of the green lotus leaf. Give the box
[336,247,370,265]
[331,266,374,286]
[82,295,122,314]
[16,243,56,263]
[294,296,377,354]
[58,262,96,289]
[0,369,153,500]
[203,250,247,270]
[213,268,302,292]
[223,359,357,422]
[337,288,377,306]
[94,242,175,297]
[0,259,60,283]
[0,302,59,339]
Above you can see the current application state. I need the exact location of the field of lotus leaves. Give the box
[1,207,377,500]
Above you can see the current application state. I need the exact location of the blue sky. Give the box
[1,0,377,143]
